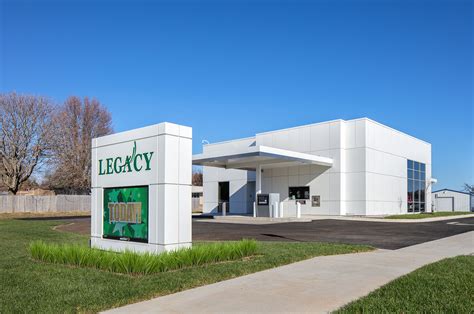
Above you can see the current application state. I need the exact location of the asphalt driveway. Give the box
[193,217,474,249]
[50,216,474,250]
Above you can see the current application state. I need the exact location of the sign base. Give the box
[90,237,192,254]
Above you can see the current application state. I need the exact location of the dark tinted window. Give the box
[407,159,426,213]
[289,186,310,199]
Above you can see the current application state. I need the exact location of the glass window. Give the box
[407,160,426,214]
[289,186,310,200]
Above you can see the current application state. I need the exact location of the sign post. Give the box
[90,122,192,253]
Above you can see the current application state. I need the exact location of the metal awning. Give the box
[192,145,333,170]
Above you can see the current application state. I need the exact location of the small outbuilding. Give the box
[431,189,473,212]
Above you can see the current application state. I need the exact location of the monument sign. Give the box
[91,122,192,253]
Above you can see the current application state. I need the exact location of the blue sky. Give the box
[1,0,472,190]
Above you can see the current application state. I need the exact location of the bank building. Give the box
[193,118,435,217]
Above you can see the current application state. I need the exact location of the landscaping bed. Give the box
[0,219,373,313]
[29,239,257,275]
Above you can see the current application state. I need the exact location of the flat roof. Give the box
[203,117,430,149]
[193,145,333,170]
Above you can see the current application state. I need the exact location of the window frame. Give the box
[289,186,310,200]
[407,159,426,214]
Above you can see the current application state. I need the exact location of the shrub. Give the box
[29,239,258,275]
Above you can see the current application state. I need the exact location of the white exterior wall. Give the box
[432,190,472,212]
[363,119,432,216]
[201,118,432,216]
[256,120,344,215]
[202,137,256,214]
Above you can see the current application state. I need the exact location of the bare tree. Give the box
[192,169,203,186]
[46,96,112,194]
[0,92,54,194]
[463,183,473,194]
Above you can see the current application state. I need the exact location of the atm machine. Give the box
[256,193,280,217]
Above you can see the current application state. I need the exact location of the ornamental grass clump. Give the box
[29,239,257,275]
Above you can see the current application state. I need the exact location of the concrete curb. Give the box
[192,213,474,225]
[304,213,474,223]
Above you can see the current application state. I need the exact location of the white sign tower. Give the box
[90,122,192,253]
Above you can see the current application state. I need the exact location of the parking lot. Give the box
[50,216,474,250]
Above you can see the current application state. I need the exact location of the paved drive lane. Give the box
[53,216,474,250]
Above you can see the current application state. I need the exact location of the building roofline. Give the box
[203,117,431,148]
[203,136,256,147]
[256,117,431,146]
[255,119,345,136]
[359,117,431,146]
[432,188,472,195]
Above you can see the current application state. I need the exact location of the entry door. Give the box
[218,182,230,213]
[247,182,256,214]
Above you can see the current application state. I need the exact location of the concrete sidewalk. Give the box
[104,232,474,314]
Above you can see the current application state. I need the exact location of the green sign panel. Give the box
[103,186,148,243]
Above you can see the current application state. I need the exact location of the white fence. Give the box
[0,195,91,213]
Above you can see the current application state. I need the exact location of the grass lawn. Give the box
[385,211,473,219]
[337,255,474,313]
[0,219,372,313]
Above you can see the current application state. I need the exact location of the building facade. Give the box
[193,118,434,216]
[432,189,473,212]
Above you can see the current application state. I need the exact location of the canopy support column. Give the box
[256,164,262,195]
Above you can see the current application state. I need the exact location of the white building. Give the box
[432,189,473,212]
[193,118,435,217]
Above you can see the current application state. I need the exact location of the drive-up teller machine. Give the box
[256,193,280,217]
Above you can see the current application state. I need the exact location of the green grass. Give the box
[29,239,257,275]
[385,211,473,219]
[0,219,372,313]
[337,255,474,313]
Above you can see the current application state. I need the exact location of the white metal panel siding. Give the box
[363,119,432,216]
[436,198,453,211]
[432,190,470,212]
[255,120,343,215]
[202,165,254,214]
